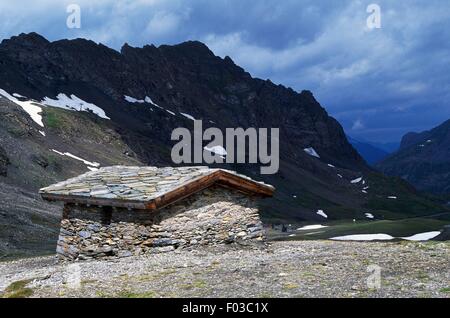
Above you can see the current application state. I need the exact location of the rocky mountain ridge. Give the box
[377,119,450,194]
[0,32,364,169]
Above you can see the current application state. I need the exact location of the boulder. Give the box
[434,225,450,241]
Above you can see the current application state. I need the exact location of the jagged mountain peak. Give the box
[160,40,213,53]
[120,39,213,58]
[0,32,49,48]
[121,42,157,54]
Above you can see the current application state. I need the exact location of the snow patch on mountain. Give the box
[297,224,328,231]
[304,147,320,158]
[204,145,227,157]
[331,234,394,241]
[0,89,44,127]
[124,95,145,103]
[51,149,100,167]
[180,112,195,120]
[401,231,441,241]
[125,95,179,117]
[42,94,110,119]
[316,210,328,218]
[351,177,362,184]
[144,96,161,108]
[331,231,441,242]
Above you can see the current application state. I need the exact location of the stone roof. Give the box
[39,166,275,210]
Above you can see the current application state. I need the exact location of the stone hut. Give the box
[40,166,274,260]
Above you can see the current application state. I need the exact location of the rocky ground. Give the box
[0,240,449,298]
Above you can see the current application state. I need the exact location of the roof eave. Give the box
[40,192,149,210]
[215,170,274,197]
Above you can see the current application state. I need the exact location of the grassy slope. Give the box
[261,165,449,224]
[363,171,450,219]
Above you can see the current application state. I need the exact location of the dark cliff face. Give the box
[377,119,450,194]
[0,33,365,171]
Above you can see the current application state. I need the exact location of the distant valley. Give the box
[347,136,399,165]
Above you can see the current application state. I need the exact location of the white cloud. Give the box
[146,10,189,38]
[204,33,277,73]
[389,81,428,95]
[352,119,364,131]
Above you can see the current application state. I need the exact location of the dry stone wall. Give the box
[56,186,265,260]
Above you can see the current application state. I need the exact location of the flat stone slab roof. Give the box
[39,166,274,210]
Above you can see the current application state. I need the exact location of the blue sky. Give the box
[1,0,449,142]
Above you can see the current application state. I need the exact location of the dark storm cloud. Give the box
[0,0,448,142]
